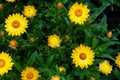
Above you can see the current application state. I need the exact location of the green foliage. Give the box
[0,0,120,80]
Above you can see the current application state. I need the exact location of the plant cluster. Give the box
[0,0,120,80]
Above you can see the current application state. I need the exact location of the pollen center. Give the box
[79,53,86,60]
[26,72,34,79]
[0,59,5,67]
[12,20,20,28]
[75,9,82,17]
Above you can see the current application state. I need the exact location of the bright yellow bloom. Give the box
[21,67,39,80]
[99,60,112,75]
[71,44,95,69]
[51,75,60,80]
[0,52,14,76]
[59,66,66,72]
[115,52,120,68]
[6,0,15,2]
[5,13,28,36]
[9,39,18,49]
[68,2,90,25]
[23,5,37,18]
[48,34,62,48]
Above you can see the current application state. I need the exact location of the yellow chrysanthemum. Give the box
[9,39,18,49]
[48,34,62,48]
[99,60,112,75]
[71,44,95,69]
[5,13,28,36]
[6,0,15,2]
[115,52,120,68]
[59,66,66,72]
[51,75,60,80]
[21,67,39,80]
[0,52,14,76]
[68,2,90,25]
[23,5,37,18]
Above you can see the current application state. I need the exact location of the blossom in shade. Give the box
[51,75,60,80]
[23,5,37,18]
[59,66,66,72]
[6,0,15,2]
[48,34,62,48]
[9,39,18,49]
[99,60,112,75]
[115,52,120,68]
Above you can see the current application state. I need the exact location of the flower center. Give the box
[26,72,34,79]
[0,59,5,67]
[12,20,20,28]
[75,9,82,17]
[79,53,86,60]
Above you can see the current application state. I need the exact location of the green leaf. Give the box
[90,2,110,21]
[13,61,22,72]
[36,54,45,67]
[95,41,115,52]
[46,55,54,67]
[26,51,37,66]
[98,54,115,61]
[113,68,120,79]
[92,36,98,49]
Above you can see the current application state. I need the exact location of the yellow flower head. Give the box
[6,0,15,2]
[99,60,112,75]
[23,5,37,18]
[9,39,18,49]
[51,75,60,80]
[115,52,120,68]
[59,66,66,72]
[5,13,28,36]
[48,34,62,48]
[71,44,95,69]
[21,67,39,80]
[68,2,90,25]
[0,52,14,76]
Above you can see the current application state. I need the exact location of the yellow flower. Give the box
[6,0,15,2]
[68,2,90,25]
[9,39,18,49]
[48,34,62,48]
[23,5,37,18]
[21,67,39,80]
[115,52,120,68]
[5,13,28,36]
[59,66,66,72]
[51,75,60,80]
[0,52,14,76]
[71,44,95,69]
[99,60,112,75]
